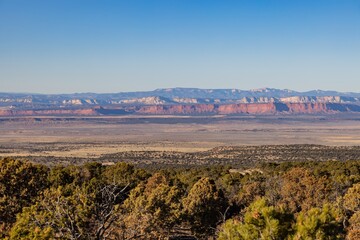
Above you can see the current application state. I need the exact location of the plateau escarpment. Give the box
[1,88,360,116]
[129,102,360,115]
[1,102,360,116]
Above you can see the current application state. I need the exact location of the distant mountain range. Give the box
[1,88,360,116]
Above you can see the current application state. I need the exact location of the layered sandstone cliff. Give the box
[0,102,359,116]
[101,102,360,115]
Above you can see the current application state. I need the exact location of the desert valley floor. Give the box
[0,114,360,166]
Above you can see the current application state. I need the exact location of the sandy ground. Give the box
[1,115,360,158]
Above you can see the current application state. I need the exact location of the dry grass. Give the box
[1,115,360,159]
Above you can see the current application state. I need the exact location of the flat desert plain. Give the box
[1,114,360,160]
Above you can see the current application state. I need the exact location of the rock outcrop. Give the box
[100,102,360,115]
[2,88,360,108]
[1,102,360,116]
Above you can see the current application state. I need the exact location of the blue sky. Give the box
[0,0,359,93]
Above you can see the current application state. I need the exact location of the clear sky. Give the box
[0,0,359,93]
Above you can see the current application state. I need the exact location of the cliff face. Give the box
[285,103,329,114]
[109,102,360,115]
[136,104,216,115]
[0,103,359,116]
[217,103,278,114]
[284,103,360,114]
[132,102,360,115]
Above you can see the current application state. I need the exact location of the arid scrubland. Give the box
[1,115,360,162]
[1,115,360,239]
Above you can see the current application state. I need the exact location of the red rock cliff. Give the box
[1,102,359,116]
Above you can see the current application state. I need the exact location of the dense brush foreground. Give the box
[1,158,360,239]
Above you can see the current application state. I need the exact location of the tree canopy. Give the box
[1,158,359,239]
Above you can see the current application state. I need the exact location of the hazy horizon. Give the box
[1,0,359,93]
[1,86,360,95]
